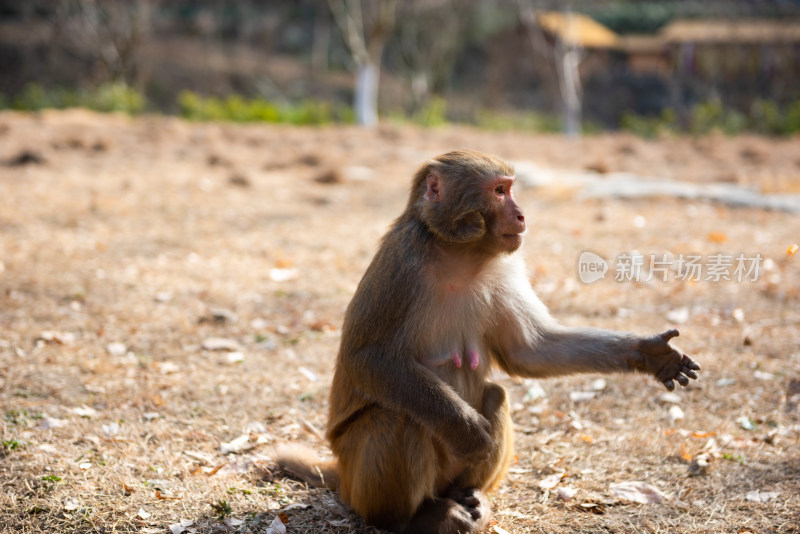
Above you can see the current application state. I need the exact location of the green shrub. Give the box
[620,108,678,138]
[88,83,146,113]
[10,82,145,114]
[622,99,800,138]
[749,99,782,135]
[475,109,562,133]
[784,100,800,135]
[177,91,349,125]
[412,97,448,127]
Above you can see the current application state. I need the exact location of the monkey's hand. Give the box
[449,410,493,459]
[629,329,700,391]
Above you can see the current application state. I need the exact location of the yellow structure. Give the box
[535,11,618,48]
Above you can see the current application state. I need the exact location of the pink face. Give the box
[487,175,526,251]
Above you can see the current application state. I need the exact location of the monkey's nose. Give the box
[517,214,525,222]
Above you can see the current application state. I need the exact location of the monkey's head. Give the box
[410,150,526,254]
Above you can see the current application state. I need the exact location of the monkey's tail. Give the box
[274,444,339,491]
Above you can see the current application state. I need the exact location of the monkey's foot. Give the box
[446,487,490,529]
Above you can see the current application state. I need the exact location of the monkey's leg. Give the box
[331,406,442,530]
[454,381,514,492]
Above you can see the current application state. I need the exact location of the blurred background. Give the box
[2,0,800,136]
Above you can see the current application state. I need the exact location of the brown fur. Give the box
[276,150,700,533]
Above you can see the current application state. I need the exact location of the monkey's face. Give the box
[485,175,526,253]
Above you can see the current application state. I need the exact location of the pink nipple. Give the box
[451,352,462,368]
[468,350,479,370]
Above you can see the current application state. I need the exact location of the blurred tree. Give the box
[517,0,584,137]
[395,0,470,114]
[56,0,156,90]
[327,0,396,126]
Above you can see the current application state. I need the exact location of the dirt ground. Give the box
[1,110,799,534]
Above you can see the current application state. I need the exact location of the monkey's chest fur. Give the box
[415,270,498,407]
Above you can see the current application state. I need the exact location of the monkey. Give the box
[277,149,700,534]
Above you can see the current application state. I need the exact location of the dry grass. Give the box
[0,110,798,533]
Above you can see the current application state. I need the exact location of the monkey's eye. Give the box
[494,185,505,196]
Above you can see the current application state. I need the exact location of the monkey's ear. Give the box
[424,173,442,202]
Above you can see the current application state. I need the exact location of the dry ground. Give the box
[1,110,799,533]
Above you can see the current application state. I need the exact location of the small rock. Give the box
[737,416,756,431]
[206,308,238,324]
[5,149,45,166]
[688,453,711,476]
[656,392,682,404]
[590,378,607,391]
[314,168,344,184]
[202,337,242,352]
[666,307,690,324]
[228,173,251,187]
[269,268,298,282]
[226,352,244,363]
[569,391,597,402]
[668,405,685,424]
[106,342,127,356]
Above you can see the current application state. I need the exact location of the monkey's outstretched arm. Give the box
[340,346,493,457]
[489,279,700,390]
[495,324,699,390]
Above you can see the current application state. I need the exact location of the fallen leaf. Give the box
[122,483,135,495]
[63,497,80,511]
[493,526,511,534]
[279,503,310,512]
[37,416,66,430]
[557,486,578,501]
[206,463,226,476]
[202,337,242,352]
[298,366,319,382]
[266,514,287,534]
[745,490,779,503]
[680,442,692,461]
[579,434,594,444]
[37,331,76,345]
[155,490,181,500]
[169,520,194,534]
[221,434,253,454]
[737,416,756,431]
[136,508,151,520]
[692,431,717,439]
[787,244,798,256]
[609,481,667,504]
[577,502,606,514]
[537,472,564,490]
[73,405,98,418]
[708,231,728,243]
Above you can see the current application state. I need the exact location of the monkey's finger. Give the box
[685,368,699,380]
[663,379,676,391]
[683,357,701,371]
[660,329,680,341]
[675,373,690,387]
